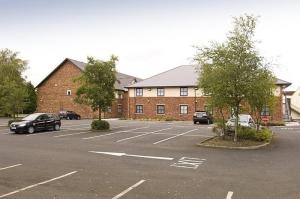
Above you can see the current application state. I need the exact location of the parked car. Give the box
[59,111,81,120]
[193,111,213,124]
[10,113,61,134]
[226,114,256,130]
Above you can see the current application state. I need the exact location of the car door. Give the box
[44,114,54,130]
[35,115,47,131]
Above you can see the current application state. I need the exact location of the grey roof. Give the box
[36,58,141,91]
[127,65,291,88]
[127,65,199,88]
[276,78,292,86]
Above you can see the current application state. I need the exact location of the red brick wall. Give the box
[127,97,210,120]
[127,95,284,121]
[37,60,122,119]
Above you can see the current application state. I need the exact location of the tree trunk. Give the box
[234,106,239,142]
[98,108,102,121]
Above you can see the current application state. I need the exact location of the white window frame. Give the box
[67,89,72,96]
[180,105,188,114]
[180,87,188,96]
[136,105,144,114]
[157,104,165,114]
[136,88,143,96]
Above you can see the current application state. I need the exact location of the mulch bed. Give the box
[201,136,268,148]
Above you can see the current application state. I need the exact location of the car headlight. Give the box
[19,123,27,127]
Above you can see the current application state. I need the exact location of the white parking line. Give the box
[226,191,234,199]
[82,126,149,140]
[54,131,91,138]
[153,129,198,145]
[111,179,146,199]
[0,164,22,171]
[116,127,172,143]
[0,171,77,198]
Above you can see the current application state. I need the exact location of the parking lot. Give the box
[0,119,300,199]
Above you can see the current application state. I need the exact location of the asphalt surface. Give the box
[0,119,300,199]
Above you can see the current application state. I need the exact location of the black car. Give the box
[59,111,81,120]
[10,113,61,134]
[193,111,213,124]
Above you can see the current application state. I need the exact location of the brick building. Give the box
[37,60,291,121]
[36,58,140,118]
[126,65,291,121]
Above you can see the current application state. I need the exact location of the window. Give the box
[261,106,270,116]
[67,90,71,96]
[117,104,122,113]
[136,88,143,96]
[157,88,165,96]
[180,87,188,96]
[180,105,188,114]
[136,105,143,113]
[157,105,165,114]
[107,107,112,113]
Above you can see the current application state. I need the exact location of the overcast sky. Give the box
[1,0,299,90]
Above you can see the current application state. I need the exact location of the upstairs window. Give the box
[136,88,143,96]
[157,88,165,96]
[180,87,188,96]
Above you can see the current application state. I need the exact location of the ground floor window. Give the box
[180,105,188,114]
[136,105,143,113]
[107,106,112,113]
[157,105,165,114]
[261,105,270,116]
[117,104,122,113]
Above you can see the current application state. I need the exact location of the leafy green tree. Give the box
[0,49,27,118]
[23,82,37,114]
[247,68,276,131]
[75,56,117,120]
[195,15,275,142]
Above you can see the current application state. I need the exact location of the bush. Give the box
[237,126,256,140]
[165,117,178,121]
[261,121,285,126]
[91,120,110,130]
[255,128,272,142]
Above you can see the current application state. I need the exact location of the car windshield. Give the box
[239,115,249,123]
[229,115,250,123]
[197,112,207,117]
[22,113,41,121]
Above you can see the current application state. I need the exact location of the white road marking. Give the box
[116,127,172,142]
[82,126,149,140]
[111,179,145,199]
[54,131,91,138]
[226,191,234,199]
[170,157,206,169]
[0,164,22,171]
[0,171,77,198]
[153,129,198,144]
[89,151,174,160]
[61,124,90,128]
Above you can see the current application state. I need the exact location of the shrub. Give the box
[165,117,178,121]
[261,121,285,126]
[91,120,110,130]
[237,126,256,140]
[255,128,272,142]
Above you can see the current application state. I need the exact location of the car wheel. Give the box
[193,121,197,124]
[28,126,35,134]
[54,124,60,131]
